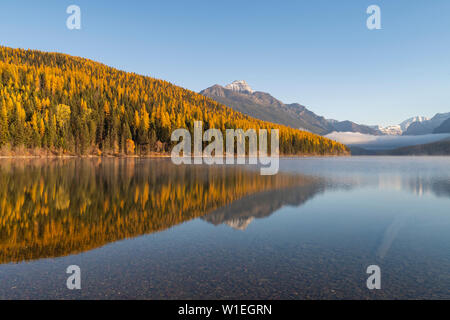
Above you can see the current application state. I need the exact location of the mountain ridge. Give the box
[200,82,381,136]
[403,113,450,135]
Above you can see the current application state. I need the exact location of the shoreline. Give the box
[0,153,351,159]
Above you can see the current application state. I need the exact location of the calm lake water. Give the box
[0,157,449,299]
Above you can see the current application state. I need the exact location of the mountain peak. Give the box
[225,80,253,93]
[399,116,429,131]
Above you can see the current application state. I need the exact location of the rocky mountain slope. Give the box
[200,81,381,135]
[433,117,450,133]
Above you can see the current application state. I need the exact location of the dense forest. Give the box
[0,46,349,156]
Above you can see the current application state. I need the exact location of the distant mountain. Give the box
[400,116,429,131]
[403,113,450,135]
[200,81,381,135]
[370,116,429,136]
[403,121,436,135]
[331,120,381,135]
[376,125,403,136]
[434,118,450,133]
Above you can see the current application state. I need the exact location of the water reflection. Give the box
[0,158,324,264]
[1,158,450,264]
[203,183,327,230]
[281,157,450,198]
[1,158,449,299]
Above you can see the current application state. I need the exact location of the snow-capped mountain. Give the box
[370,124,404,135]
[403,113,450,135]
[372,116,430,135]
[224,80,254,93]
[400,116,429,132]
[380,125,403,136]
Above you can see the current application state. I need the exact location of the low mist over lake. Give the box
[326,132,450,151]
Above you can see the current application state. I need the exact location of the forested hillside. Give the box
[0,46,349,156]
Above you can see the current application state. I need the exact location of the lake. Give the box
[0,157,449,299]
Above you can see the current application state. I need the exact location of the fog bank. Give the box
[325,132,450,150]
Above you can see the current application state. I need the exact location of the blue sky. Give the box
[1,0,449,126]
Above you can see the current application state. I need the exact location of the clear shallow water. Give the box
[0,157,449,299]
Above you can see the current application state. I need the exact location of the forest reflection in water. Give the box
[0,158,327,264]
[1,157,450,299]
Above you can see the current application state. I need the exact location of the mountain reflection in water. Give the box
[203,183,327,230]
[0,158,326,264]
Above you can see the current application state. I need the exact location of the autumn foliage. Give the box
[0,46,349,155]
